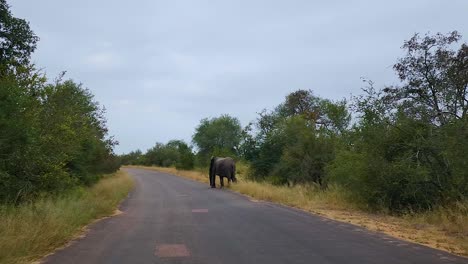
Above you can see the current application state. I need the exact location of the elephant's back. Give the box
[216,157,235,166]
[214,157,235,176]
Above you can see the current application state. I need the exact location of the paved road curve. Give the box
[44,168,467,264]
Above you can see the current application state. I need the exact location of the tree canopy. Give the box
[192,115,242,160]
[0,0,38,69]
[0,1,119,203]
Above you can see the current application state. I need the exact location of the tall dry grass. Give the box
[0,170,134,264]
[231,181,354,210]
[126,165,468,256]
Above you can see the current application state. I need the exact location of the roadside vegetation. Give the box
[0,0,120,204]
[122,31,468,255]
[1,1,131,263]
[0,170,134,264]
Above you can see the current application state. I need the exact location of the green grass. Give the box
[0,170,134,264]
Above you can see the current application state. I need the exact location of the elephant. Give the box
[209,157,236,188]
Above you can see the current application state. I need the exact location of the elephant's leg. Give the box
[228,174,233,186]
[220,176,224,188]
[210,174,216,188]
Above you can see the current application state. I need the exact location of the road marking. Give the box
[192,209,209,213]
[155,244,190,257]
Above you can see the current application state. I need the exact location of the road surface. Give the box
[43,168,467,264]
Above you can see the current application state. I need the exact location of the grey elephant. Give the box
[209,157,236,188]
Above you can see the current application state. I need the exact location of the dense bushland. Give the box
[0,0,120,203]
[327,32,468,211]
[123,31,467,213]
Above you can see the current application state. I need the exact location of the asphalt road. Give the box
[43,168,467,264]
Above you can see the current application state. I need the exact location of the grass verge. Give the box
[126,165,468,257]
[0,170,134,264]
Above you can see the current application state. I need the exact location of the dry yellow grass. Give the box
[126,165,468,256]
[0,170,134,264]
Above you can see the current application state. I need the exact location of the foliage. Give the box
[192,114,242,165]
[273,116,335,185]
[120,140,195,170]
[125,31,467,213]
[248,89,349,184]
[0,2,119,203]
[390,31,467,125]
[119,150,144,165]
[0,0,39,69]
[328,31,468,211]
[0,171,133,264]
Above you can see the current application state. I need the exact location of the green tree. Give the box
[0,75,43,202]
[390,31,467,125]
[328,32,468,211]
[39,80,117,185]
[192,115,242,164]
[120,150,144,165]
[273,116,335,185]
[167,140,195,170]
[0,77,118,202]
[251,89,349,183]
[277,89,350,133]
[238,122,258,161]
[141,140,195,169]
[0,1,119,203]
[0,0,38,70]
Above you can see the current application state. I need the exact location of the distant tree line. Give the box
[122,31,467,212]
[0,0,119,203]
[121,140,194,170]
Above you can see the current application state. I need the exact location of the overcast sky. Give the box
[9,0,468,154]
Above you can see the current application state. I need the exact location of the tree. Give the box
[192,115,242,163]
[250,90,349,182]
[120,150,144,165]
[0,1,119,203]
[389,31,468,126]
[0,0,39,69]
[328,32,468,211]
[258,89,350,137]
[281,89,320,117]
[139,140,195,169]
[38,80,117,185]
[0,77,119,202]
[167,140,195,170]
[238,122,258,161]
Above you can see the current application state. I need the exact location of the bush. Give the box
[328,101,468,212]
[271,116,335,185]
[121,140,195,170]
[0,3,119,202]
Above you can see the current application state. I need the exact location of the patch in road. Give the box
[155,244,191,258]
[191,209,209,213]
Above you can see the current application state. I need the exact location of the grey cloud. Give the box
[9,0,468,153]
